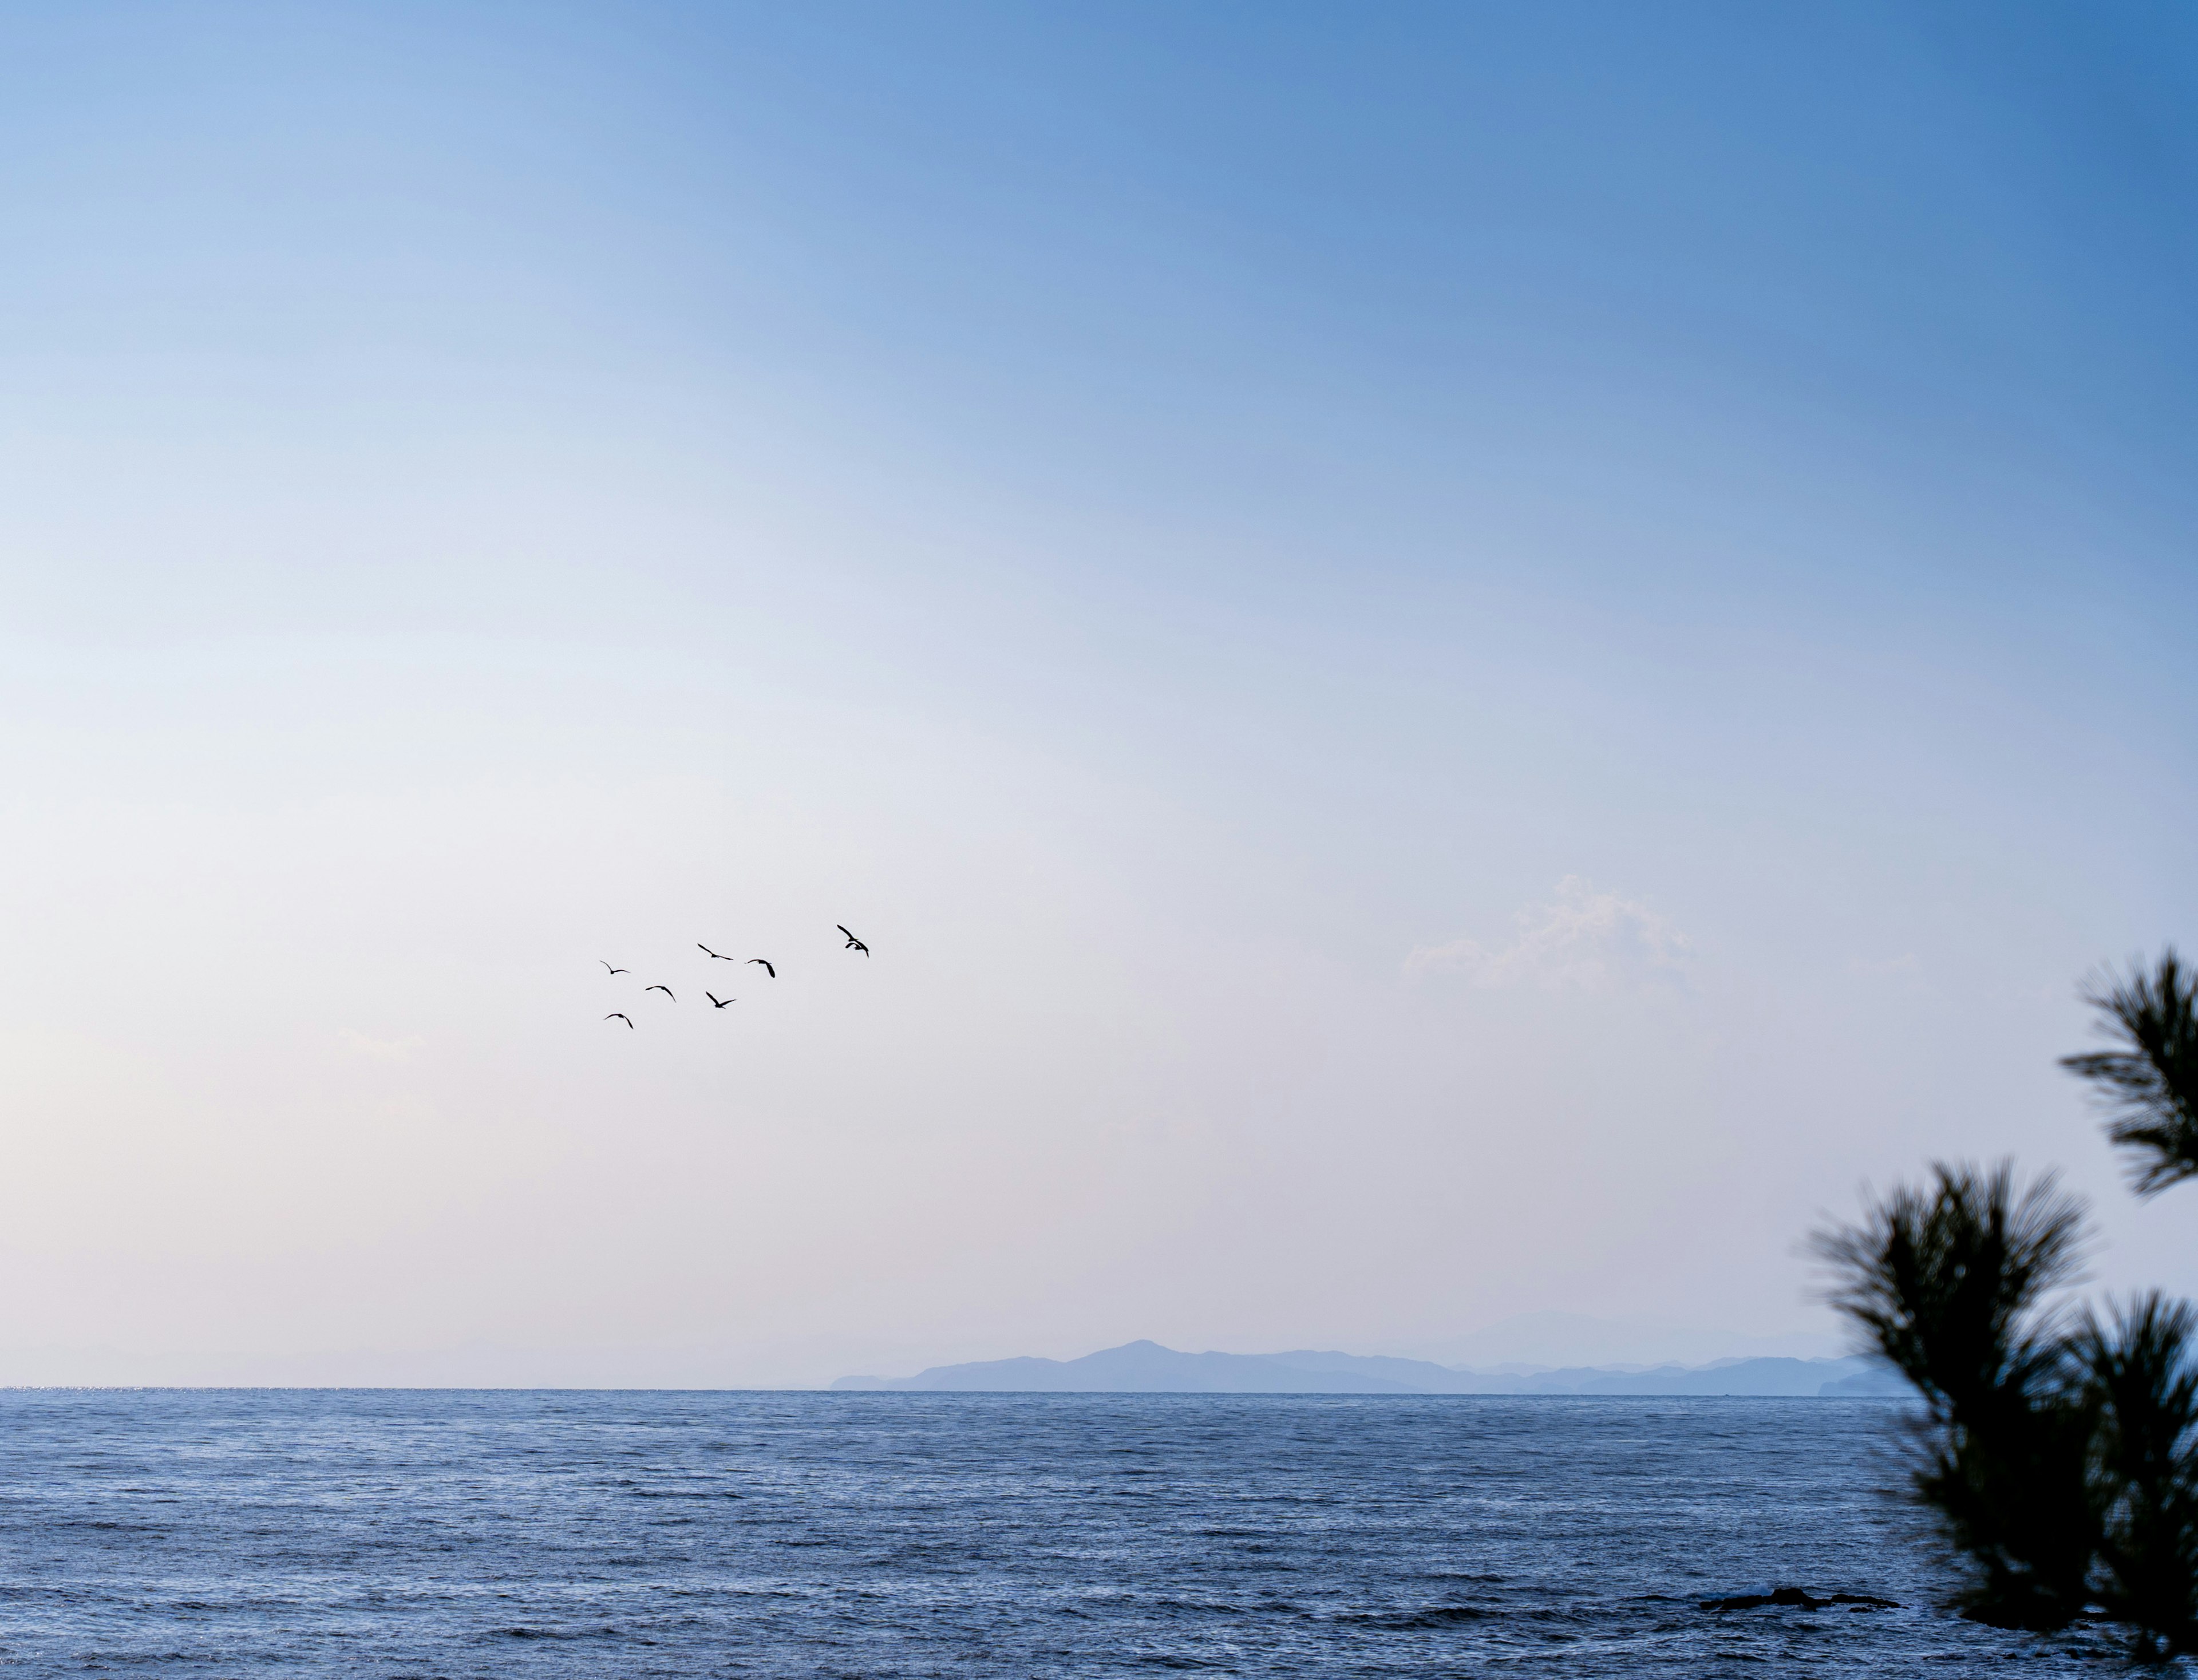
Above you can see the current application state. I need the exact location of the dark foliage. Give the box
[1812,1163,2100,1629]
[1813,1161,2085,1415]
[2079,1294,2198,1658]
[1814,947,2198,1657]
[2062,950,2198,1197]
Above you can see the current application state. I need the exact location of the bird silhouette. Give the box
[646,985,676,1002]
[706,992,737,1009]
[748,958,775,978]
[698,944,734,960]
[601,961,629,975]
[838,925,869,955]
[605,1013,634,1028]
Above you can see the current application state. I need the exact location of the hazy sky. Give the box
[3,2,2193,1386]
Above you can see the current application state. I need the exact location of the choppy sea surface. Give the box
[0,1389,2159,1675]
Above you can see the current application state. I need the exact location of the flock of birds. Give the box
[600,926,869,1028]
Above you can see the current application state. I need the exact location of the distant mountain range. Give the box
[1373,1309,1844,1369]
[832,1339,1907,1397]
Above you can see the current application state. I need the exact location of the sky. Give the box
[1,1,2193,1387]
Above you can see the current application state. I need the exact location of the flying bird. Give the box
[698,944,734,960]
[706,992,737,1009]
[600,962,628,975]
[748,958,775,978]
[838,926,869,955]
[604,1013,634,1028]
[646,985,676,1002]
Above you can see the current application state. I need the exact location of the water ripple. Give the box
[0,1390,2159,1674]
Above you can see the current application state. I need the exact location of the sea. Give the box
[0,1389,2157,1676]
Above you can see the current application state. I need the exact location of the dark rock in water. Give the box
[1701,1586,1901,1612]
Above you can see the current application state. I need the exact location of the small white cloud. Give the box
[1407,876,1691,991]
[337,1028,425,1063]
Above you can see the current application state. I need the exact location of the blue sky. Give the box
[1,3,2192,1383]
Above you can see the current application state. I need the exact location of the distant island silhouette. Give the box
[833,1340,1903,1396]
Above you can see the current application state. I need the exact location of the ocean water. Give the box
[0,1389,2154,1675]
